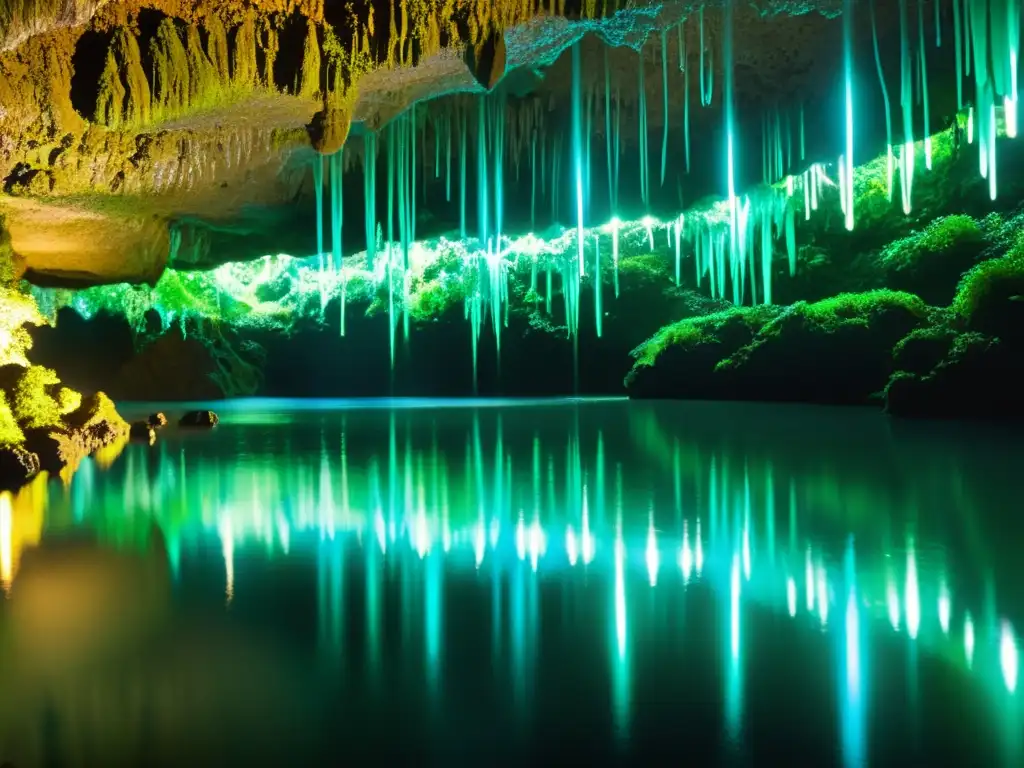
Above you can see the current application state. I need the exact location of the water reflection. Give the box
[0,399,1022,765]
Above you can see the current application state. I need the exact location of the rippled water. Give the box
[0,399,1021,767]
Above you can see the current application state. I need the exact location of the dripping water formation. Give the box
[298,0,1022,390]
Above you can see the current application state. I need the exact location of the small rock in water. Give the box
[179,410,219,428]
[148,412,168,428]
[129,421,157,444]
[0,445,40,489]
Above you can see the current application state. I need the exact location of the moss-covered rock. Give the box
[885,332,1023,421]
[629,290,930,405]
[951,238,1024,340]
[0,390,25,445]
[625,305,782,398]
[0,364,64,430]
[878,215,986,305]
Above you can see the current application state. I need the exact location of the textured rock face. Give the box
[0,0,882,287]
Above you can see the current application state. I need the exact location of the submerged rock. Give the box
[628,290,930,406]
[179,410,219,428]
[130,421,157,444]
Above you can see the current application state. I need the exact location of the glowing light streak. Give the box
[938,580,951,635]
[680,521,694,582]
[787,576,797,617]
[965,612,976,667]
[1002,621,1018,693]
[906,543,920,640]
[645,513,659,587]
[566,525,579,566]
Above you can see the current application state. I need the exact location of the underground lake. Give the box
[3,0,1024,764]
[0,398,1021,766]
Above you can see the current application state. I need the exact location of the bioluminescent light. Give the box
[842,0,855,230]
[1001,621,1018,694]
[965,612,975,667]
[817,564,829,626]
[786,576,797,617]
[645,512,659,587]
[906,542,921,640]
[566,525,579,566]
[806,546,816,612]
[887,571,901,630]
[938,580,951,635]
[680,521,694,582]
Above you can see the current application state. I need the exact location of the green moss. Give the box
[56,386,82,416]
[0,391,25,446]
[631,305,777,368]
[952,238,1024,331]
[879,215,983,271]
[618,253,670,280]
[0,364,63,430]
[795,289,929,329]
[892,324,958,375]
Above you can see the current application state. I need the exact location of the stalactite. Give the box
[299,20,321,99]
[899,0,916,214]
[230,14,258,86]
[870,0,895,202]
[114,27,150,126]
[94,49,126,127]
[150,19,191,114]
[638,48,649,210]
[660,30,669,186]
[205,16,231,84]
[185,25,216,106]
[364,131,377,268]
[918,0,932,170]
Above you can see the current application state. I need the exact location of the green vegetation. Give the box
[951,234,1024,333]
[0,364,63,430]
[630,305,778,369]
[0,390,25,445]
[879,215,983,271]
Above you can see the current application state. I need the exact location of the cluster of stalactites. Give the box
[302,0,1020,386]
[94,14,280,128]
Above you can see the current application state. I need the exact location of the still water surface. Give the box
[0,399,1021,767]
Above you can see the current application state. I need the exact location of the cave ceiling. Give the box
[0,0,932,285]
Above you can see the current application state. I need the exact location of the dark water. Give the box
[0,399,1021,767]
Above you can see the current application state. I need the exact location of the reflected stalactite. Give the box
[2,399,1016,767]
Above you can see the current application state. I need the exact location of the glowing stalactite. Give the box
[459,107,468,239]
[0,493,10,592]
[724,0,739,310]
[699,6,713,107]
[842,0,855,230]
[530,128,537,229]
[330,149,346,334]
[314,154,325,269]
[918,0,932,170]
[870,0,895,201]
[572,43,585,283]
[660,30,670,186]
[638,49,650,209]
[899,0,916,214]
[364,132,377,268]
[679,20,691,173]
